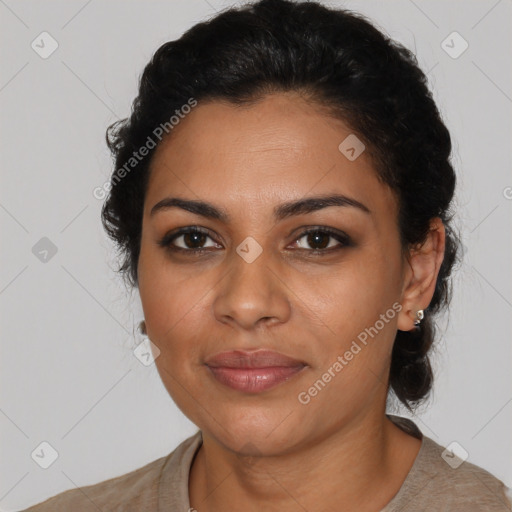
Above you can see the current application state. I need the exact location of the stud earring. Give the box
[414,309,424,326]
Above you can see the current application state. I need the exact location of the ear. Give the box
[397,217,446,332]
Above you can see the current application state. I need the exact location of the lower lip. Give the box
[206,365,305,393]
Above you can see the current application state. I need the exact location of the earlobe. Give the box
[397,307,425,332]
[397,217,446,332]
[413,309,424,326]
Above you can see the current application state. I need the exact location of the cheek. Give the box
[317,255,398,330]
[138,239,202,337]
[309,253,401,383]
[296,285,399,421]
[138,255,211,423]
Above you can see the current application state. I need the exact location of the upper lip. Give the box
[205,349,306,368]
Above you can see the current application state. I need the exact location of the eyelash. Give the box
[157,226,353,256]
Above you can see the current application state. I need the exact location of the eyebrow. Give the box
[149,193,371,221]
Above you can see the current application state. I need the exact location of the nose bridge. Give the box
[213,239,290,329]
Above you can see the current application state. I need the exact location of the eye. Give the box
[158,227,220,253]
[291,227,352,253]
[158,226,353,256]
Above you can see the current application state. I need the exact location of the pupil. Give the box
[185,232,205,248]
[308,232,328,249]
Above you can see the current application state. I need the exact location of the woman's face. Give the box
[138,92,411,454]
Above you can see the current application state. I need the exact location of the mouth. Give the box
[205,349,307,393]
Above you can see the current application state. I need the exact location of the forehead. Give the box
[145,93,397,221]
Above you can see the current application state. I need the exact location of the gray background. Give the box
[1,0,511,509]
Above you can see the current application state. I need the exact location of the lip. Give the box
[205,349,305,368]
[205,349,307,393]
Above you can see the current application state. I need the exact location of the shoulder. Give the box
[19,455,167,512]
[385,427,511,510]
[417,436,511,510]
[19,431,202,512]
[385,415,511,511]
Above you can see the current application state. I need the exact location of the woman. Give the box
[21,0,511,510]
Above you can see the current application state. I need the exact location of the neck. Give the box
[188,410,421,512]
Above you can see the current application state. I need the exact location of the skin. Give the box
[137,92,446,511]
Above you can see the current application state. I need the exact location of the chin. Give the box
[198,405,306,455]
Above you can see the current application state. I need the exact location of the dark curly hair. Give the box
[102,0,461,410]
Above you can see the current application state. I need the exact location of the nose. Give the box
[212,248,291,331]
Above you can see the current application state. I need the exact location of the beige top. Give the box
[20,415,512,511]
